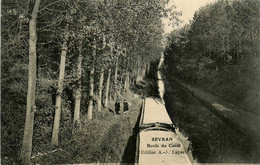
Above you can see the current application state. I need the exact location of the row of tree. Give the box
[165,0,259,81]
[2,0,179,164]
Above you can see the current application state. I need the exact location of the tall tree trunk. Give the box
[237,41,240,62]
[51,27,69,146]
[97,67,104,111]
[146,62,150,75]
[87,39,96,120]
[141,63,146,80]
[222,36,226,64]
[104,39,113,107]
[239,39,243,59]
[87,66,95,120]
[136,55,142,83]
[73,39,83,130]
[124,56,130,92]
[114,54,119,99]
[109,93,112,102]
[104,68,111,108]
[124,72,129,92]
[21,0,40,164]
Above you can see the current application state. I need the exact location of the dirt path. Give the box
[74,93,142,163]
[177,79,259,140]
[30,91,143,164]
[164,78,259,163]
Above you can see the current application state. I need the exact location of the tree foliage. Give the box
[1,0,179,163]
[165,0,260,82]
[164,0,260,115]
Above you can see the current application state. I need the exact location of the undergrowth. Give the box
[31,91,142,164]
[196,56,260,115]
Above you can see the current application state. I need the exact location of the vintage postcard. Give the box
[1,0,259,164]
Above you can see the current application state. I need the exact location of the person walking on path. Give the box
[123,99,129,113]
[115,99,120,114]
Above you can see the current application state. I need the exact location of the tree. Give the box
[165,0,260,82]
[51,25,69,146]
[73,37,83,130]
[87,38,97,120]
[20,0,40,164]
[2,0,180,163]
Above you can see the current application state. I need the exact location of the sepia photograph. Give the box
[1,0,259,164]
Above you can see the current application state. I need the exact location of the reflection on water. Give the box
[157,54,165,103]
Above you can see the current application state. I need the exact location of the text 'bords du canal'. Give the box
[147,143,181,147]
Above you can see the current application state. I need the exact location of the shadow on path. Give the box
[121,106,142,164]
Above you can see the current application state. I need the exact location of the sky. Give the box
[163,0,217,34]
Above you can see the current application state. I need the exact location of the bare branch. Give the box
[38,0,63,13]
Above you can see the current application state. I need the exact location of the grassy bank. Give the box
[164,78,259,163]
[196,56,260,116]
[31,91,142,164]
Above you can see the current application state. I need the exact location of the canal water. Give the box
[157,53,165,103]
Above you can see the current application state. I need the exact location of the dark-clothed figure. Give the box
[123,99,129,112]
[115,100,120,114]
